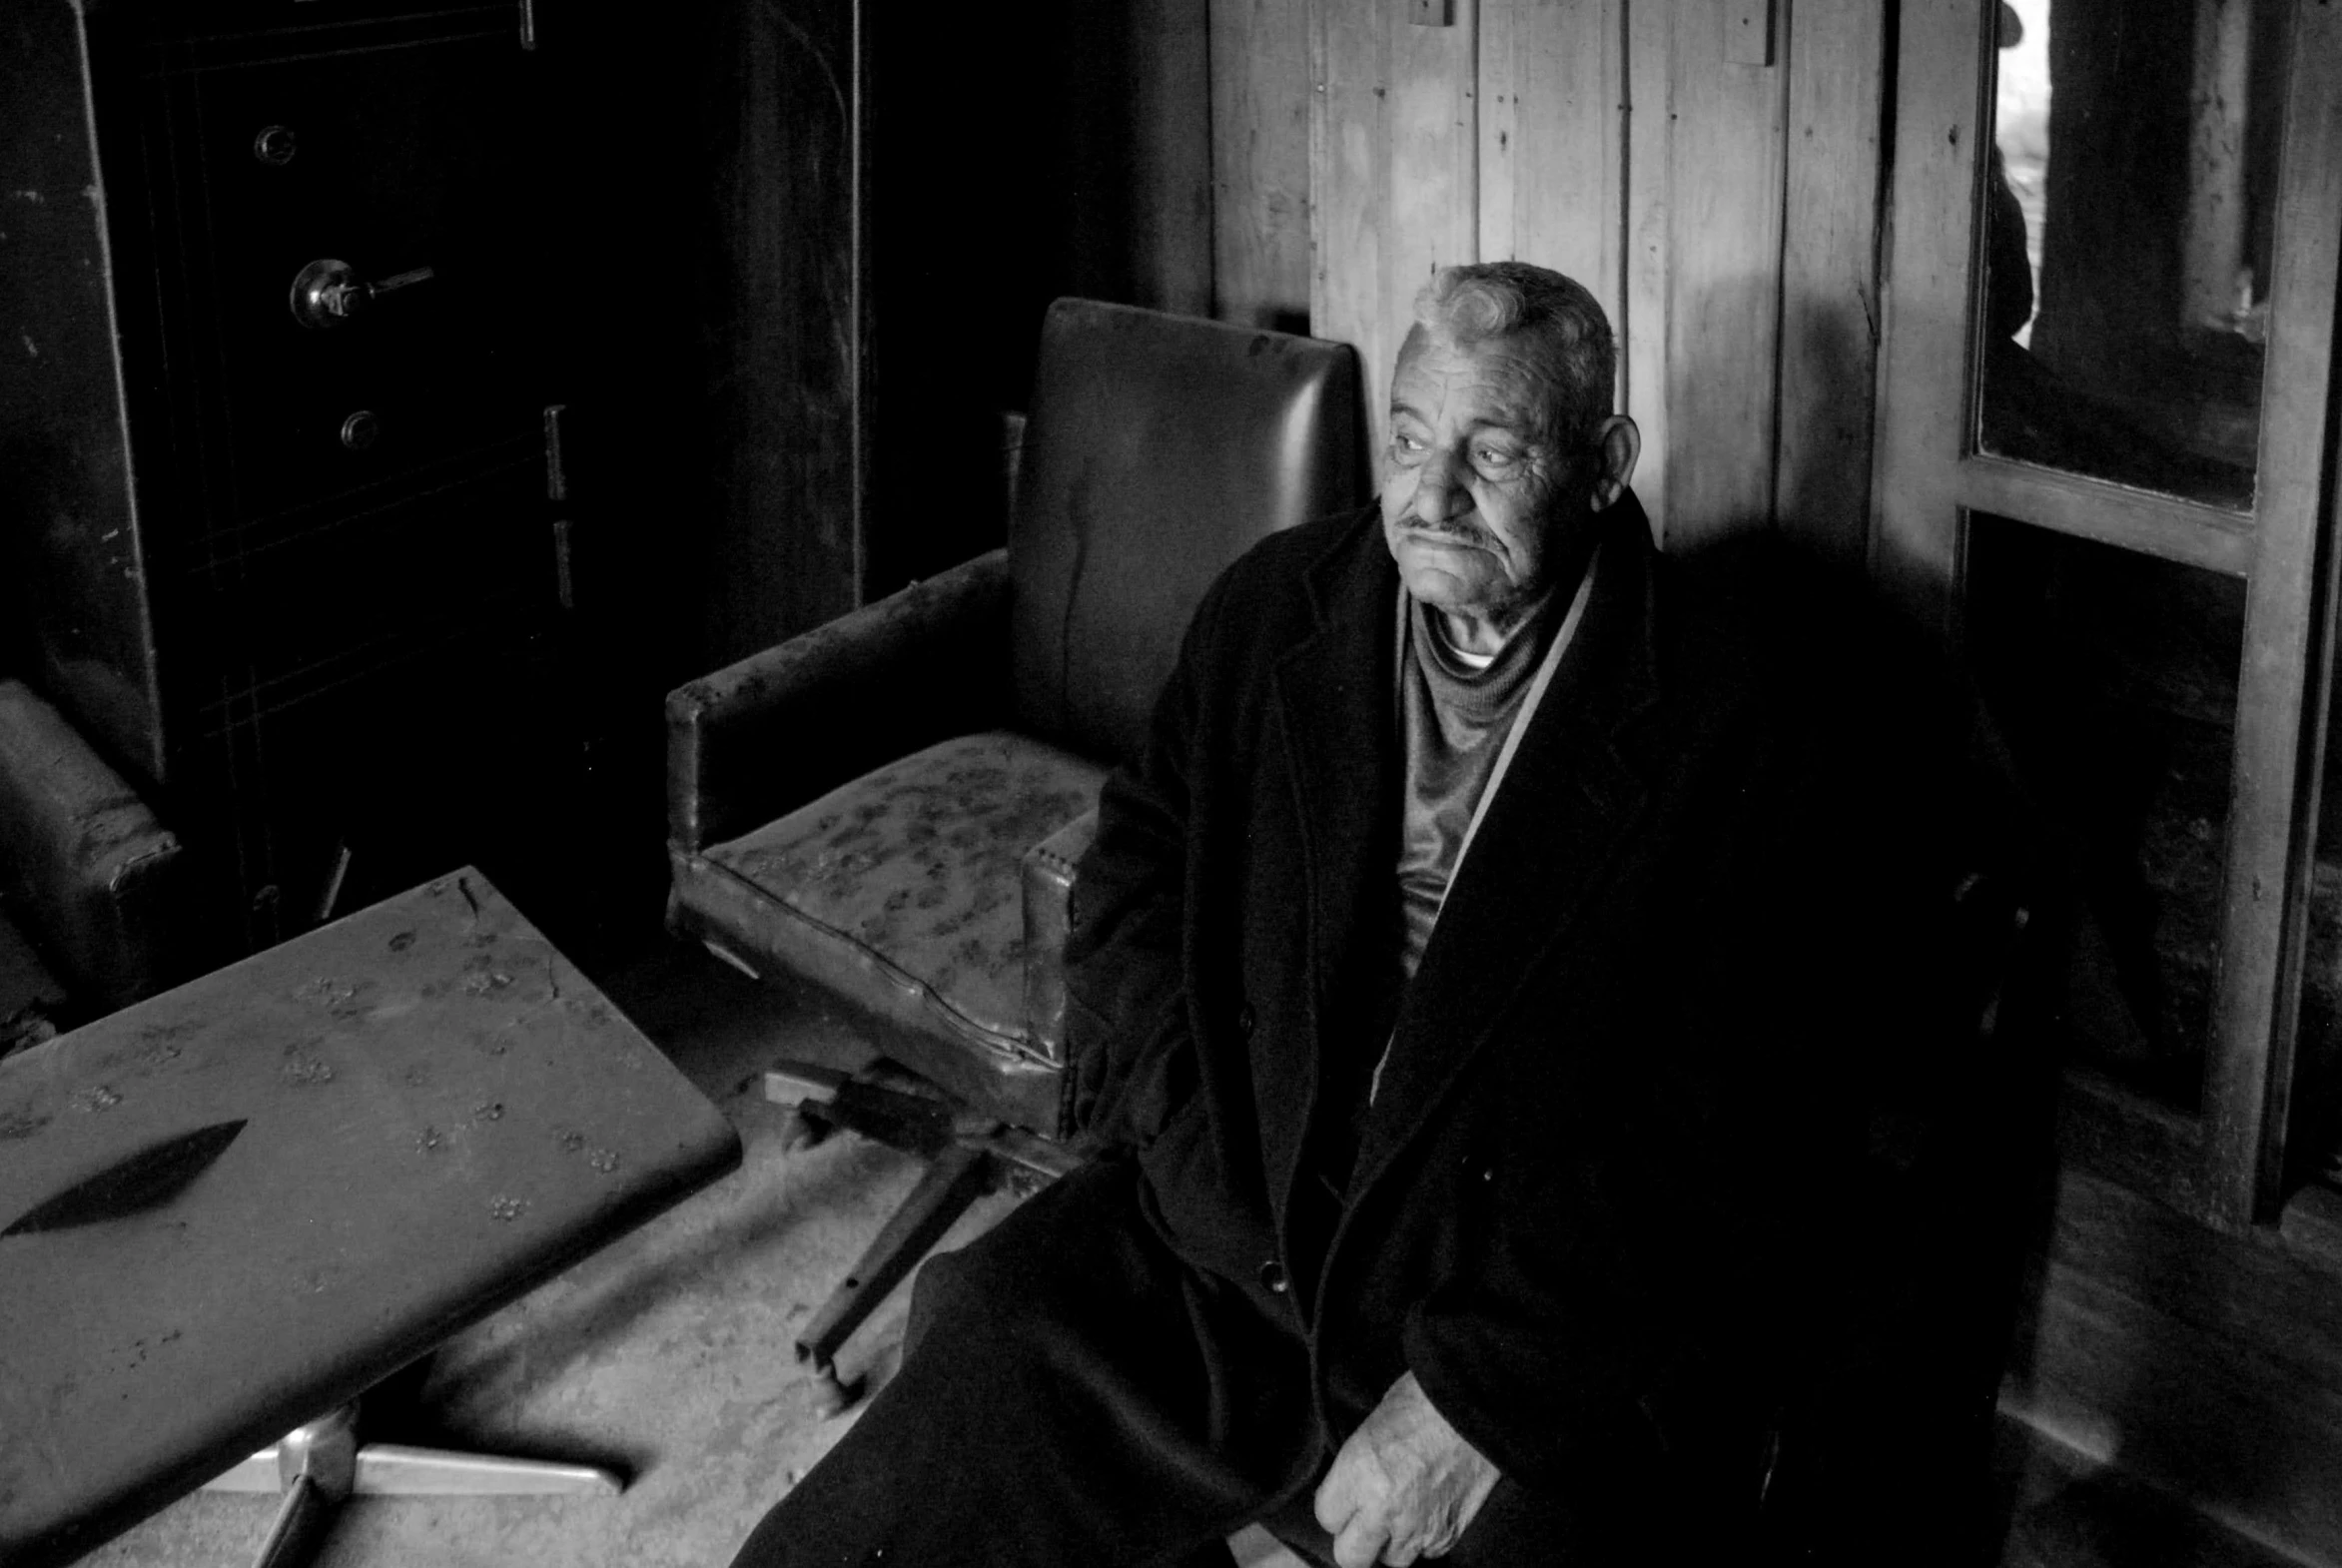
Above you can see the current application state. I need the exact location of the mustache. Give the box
[1406,519,1498,547]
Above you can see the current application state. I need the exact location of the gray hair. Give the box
[1409,262,1616,449]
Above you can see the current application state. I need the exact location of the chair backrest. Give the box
[1009,299,1364,769]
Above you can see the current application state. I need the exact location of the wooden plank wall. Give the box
[698,0,862,667]
[1168,0,1890,559]
[706,0,1893,644]
[1212,0,1313,330]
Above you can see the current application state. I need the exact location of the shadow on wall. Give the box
[1655,275,1879,569]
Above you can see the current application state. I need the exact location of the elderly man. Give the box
[730,263,1981,1567]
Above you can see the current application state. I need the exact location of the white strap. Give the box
[1436,539,1602,918]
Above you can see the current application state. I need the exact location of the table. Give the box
[0,871,740,1567]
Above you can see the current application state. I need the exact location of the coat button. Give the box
[1237,1003,1256,1038]
[1258,1260,1288,1294]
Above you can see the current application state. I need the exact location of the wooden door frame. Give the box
[1873,0,2342,1229]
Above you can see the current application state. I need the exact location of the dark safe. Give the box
[2,0,593,962]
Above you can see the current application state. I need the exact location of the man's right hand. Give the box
[1312,1370,1500,1566]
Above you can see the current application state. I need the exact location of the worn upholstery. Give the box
[666,300,1363,1138]
[676,734,1106,1130]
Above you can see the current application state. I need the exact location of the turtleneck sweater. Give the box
[1393,580,1565,978]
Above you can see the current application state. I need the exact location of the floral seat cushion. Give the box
[691,732,1106,1063]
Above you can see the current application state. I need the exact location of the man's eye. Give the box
[1476,446,1513,466]
[1392,433,1427,461]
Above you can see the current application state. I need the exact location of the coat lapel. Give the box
[1261,512,1401,1209]
[1346,498,1666,1197]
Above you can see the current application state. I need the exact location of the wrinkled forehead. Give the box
[1390,325,1561,434]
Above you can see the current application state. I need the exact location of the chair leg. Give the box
[794,1141,997,1415]
[252,1473,338,1568]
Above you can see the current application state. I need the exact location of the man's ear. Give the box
[1586,415,1641,512]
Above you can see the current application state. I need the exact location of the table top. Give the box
[0,871,740,1567]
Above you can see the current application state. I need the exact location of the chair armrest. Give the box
[1020,807,1099,1069]
[0,680,184,1009]
[666,548,1012,853]
[0,908,66,1055]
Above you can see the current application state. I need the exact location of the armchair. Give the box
[665,298,1363,1394]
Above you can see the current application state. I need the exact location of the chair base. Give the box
[763,1062,1082,1414]
[670,881,1071,1138]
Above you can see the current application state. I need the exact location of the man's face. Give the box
[1379,331,1586,633]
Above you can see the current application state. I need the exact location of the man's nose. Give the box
[1410,447,1472,524]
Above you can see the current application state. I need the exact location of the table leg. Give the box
[251,1475,336,1568]
[246,1404,354,1568]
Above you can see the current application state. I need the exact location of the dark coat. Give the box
[1064,494,1994,1519]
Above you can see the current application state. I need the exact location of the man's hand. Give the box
[1312,1370,1500,1567]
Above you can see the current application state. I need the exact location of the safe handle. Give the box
[290,259,436,330]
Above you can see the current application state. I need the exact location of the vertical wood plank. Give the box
[1381,0,1481,452]
[1660,0,1791,550]
[1055,0,1211,317]
[1478,0,1625,345]
[0,2,166,783]
[1776,0,1889,567]
[1476,0,1522,267]
[1725,0,1776,66]
[703,0,862,660]
[2181,0,2255,331]
[1312,0,1391,450]
[1132,0,1216,318]
[1624,0,1675,541]
[1213,0,1314,328]
[1867,0,1987,630]
[2210,0,2342,1224]
[1387,0,1480,325]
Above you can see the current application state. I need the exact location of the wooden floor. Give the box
[1993,1417,2317,1568]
